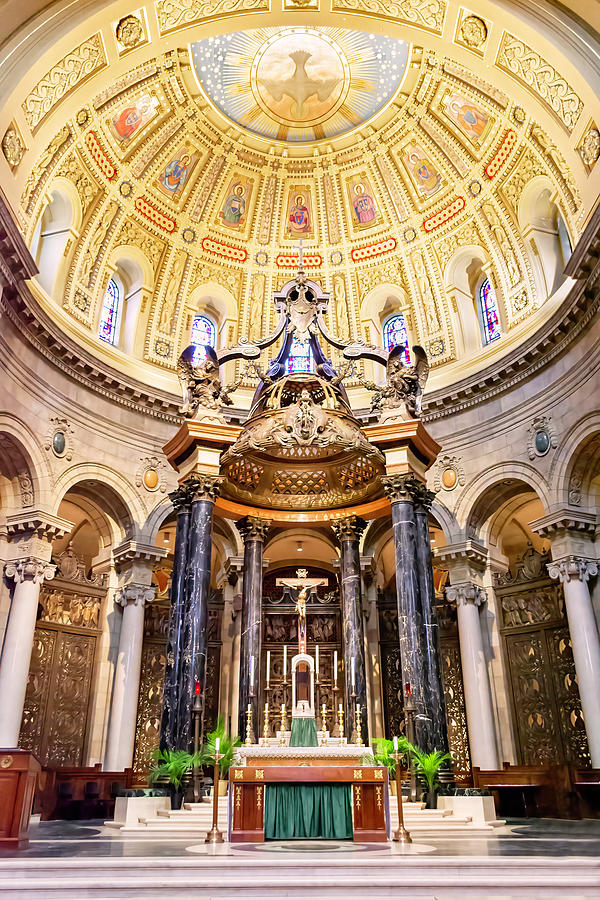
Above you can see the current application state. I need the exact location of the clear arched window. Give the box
[190,315,216,362]
[99,279,120,344]
[287,336,314,373]
[383,314,410,364]
[478,278,501,345]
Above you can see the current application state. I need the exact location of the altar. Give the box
[229,764,390,842]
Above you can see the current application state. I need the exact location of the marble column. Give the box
[105,583,155,770]
[160,485,192,752]
[178,474,223,752]
[236,517,271,742]
[332,516,368,745]
[548,556,600,766]
[381,474,431,750]
[413,486,449,754]
[447,582,499,769]
[0,557,56,747]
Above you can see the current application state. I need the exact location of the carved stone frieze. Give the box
[331,0,447,33]
[22,34,107,132]
[496,33,583,133]
[56,153,99,216]
[20,126,71,211]
[156,0,269,34]
[39,589,102,628]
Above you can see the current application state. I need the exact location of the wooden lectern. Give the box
[0,750,41,848]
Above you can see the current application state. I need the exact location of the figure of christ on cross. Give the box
[276,568,326,654]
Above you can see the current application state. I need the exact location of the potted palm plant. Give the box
[372,736,415,794]
[149,749,206,809]
[203,716,241,795]
[411,748,452,809]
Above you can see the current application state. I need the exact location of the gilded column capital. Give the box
[235,516,271,543]
[380,473,424,504]
[331,515,367,542]
[186,473,224,503]
[116,583,156,607]
[4,557,56,585]
[547,556,599,584]
[446,582,487,608]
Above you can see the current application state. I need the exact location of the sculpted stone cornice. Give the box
[547,556,599,584]
[380,473,424,504]
[235,515,271,544]
[5,556,56,584]
[113,540,168,571]
[6,510,72,543]
[331,515,367,542]
[446,582,487,607]
[433,540,488,572]
[529,508,597,538]
[116,583,156,607]
[185,473,224,503]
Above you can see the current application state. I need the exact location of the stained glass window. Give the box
[382,315,410,364]
[99,279,120,344]
[478,278,501,344]
[286,336,313,373]
[190,315,216,362]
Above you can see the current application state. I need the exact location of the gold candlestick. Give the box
[392,750,411,844]
[245,704,254,746]
[337,704,345,744]
[321,703,328,745]
[354,704,362,745]
[262,704,270,745]
[279,703,287,745]
[205,751,224,844]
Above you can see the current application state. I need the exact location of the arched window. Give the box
[478,278,501,345]
[99,279,121,344]
[287,336,313,373]
[190,314,216,361]
[382,314,410,364]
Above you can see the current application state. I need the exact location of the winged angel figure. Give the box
[359,344,430,419]
[177,345,237,418]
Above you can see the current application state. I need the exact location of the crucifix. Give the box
[276,568,326,654]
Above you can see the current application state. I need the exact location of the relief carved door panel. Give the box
[20,628,97,766]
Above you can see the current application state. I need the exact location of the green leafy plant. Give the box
[411,748,452,793]
[203,716,242,777]
[372,736,415,777]
[149,749,206,789]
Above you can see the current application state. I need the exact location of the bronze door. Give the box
[20,626,97,766]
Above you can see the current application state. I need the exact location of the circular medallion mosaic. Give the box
[191,28,409,142]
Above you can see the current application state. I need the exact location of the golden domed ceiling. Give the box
[1,1,598,399]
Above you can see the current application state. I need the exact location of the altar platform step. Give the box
[1,854,599,898]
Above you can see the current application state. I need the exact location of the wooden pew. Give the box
[472,763,575,818]
[570,767,600,819]
[36,764,135,820]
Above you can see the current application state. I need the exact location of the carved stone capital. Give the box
[5,557,56,585]
[413,483,436,513]
[380,473,424,504]
[117,583,155,608]
[547,556,599,584]
[186,474,224,503]
[446,582,487,608]
[235,516,271,543]
[331,515,367,543]
[169,484,192,512]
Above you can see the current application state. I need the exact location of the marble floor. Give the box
[0,818,599,898]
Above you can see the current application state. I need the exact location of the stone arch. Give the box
[518,175,572,300]
[0,415,52,514]
[30,177,81,298]
[184,282,238,350]
[553,415,600,509]
[359,282,411,380]
[103,245,154,357]
[430,497,459,544]
[444,244,503,357]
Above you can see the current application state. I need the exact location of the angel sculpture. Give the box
[177,345,235,418]
[359,344,430,419]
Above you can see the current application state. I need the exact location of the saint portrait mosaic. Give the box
[191,27,409,142]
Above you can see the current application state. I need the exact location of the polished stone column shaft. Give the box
[177,475,222,751]
[332,516,368,744]
[160,487,192,752]
[105,584,154,770]
[447,583,499,769]
[382,475,430,750]
[414,488,449,754]
[0,558,56,746]
[548,556,600,766]
[236,517,271,742]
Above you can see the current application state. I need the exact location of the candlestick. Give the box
[338,703,345,744]
[321,703,328,746]
[333,650,338,686]
[353,704,362,745]
[351,656,356,691]
[392,750,411,844]
[266,650,270,686]
[205,751,224,844]
[245,703,255,746]
[262,702,270,745]
[279,703,287,745]
[283,644,287,678]
[331,684,340,737]
[315,644,319,675]
[250,655,255,687]
[215,736,220,756]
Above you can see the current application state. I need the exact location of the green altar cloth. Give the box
[264,784,353,840]
[289,716,318,747]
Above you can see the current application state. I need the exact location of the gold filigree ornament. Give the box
[0,755,13,769]
[579,126,600,168]
[2,126,25,169]
[115,14,145,50]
